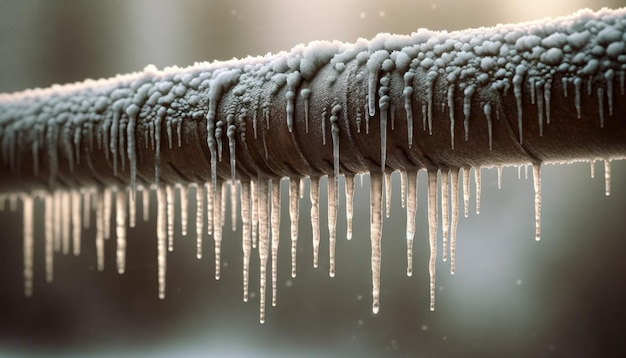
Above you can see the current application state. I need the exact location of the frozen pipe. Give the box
[1,8,626,322]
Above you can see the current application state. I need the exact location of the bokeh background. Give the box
[1,1,626,357]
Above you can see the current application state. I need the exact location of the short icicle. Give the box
[328,175,337,277]
[22,195,34,297]
[157,186,167,299]
[166,185,175,252]
[116,188,127,274]
[310,177,321,268]
[95,190,105,272]
[271,179,281,307]
[475,167,481,215]
[370,172,384,314]
[196,183,204,259]
[289,178,299,278]
[345,174,355,240]
[179,184,189,236]
[405,170,418,277]
[463,167,471,218]
[441,170,449,262]
[258,179,270,324]
[427,169,439,311]
[213,182,224,280]
[71,190,81,256]
[532,164,542,241]
[241,180,252,302]
[604,159,611,196]
[384,171,392,218]
[449,169,460,274]
[44,194,54,282]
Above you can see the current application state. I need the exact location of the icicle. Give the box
[328,175,337,277]
[166,185,175,252]
[271,179,281,306]
[462,167,470,218]
[422,104,427,132]
[426,72,437,135]
[157,186,167,299]
[195,183,204,259]
[598,88,605,128]
[206,181,214,236]
[221,181,227,229]
[574,77,582,119]
[116,188,127,274]
[427,170,439,311]
[400,171,407,209]
[301,88,311,133]
[475,167,481,215]
[448,84,456,149]
[404,72,415,147]
[513,73,524,144]
[230,180,238,232]
[241,180,252,302]
[345,174,355,240]
[441,170,449,262]
[103,187,112,240]
[44,194,54,282]
[606,69,614,116]
[484,103,493,150]
[384,171,392,218]
[379,77,390,171]
[536,82,544,136]
[310,177,321,268]
[179,184,188,236]
[53,191,61,252]
[532,164,542,241]
[142,186,150,222]
[321,108,327,145]
[289,178,299,278]
[330,104,341,200]
[449,169,459,274]
[95,190,105,271]
[525,164,529,179]
[590,159,596,178]
[370,172,383,314]
[126,104,139,195]
[545,79,552,125]
[604,159,611,196]
[22,195,34,297]
[214,181,224,280]
[299,177,305,199]
[61,191,70,255]
[258,179,270,324]
[562,77,568,97]
[405,170,418,276]
[497,165,503,189]
[80,189,91,229]
[228,123,237,182]
[529,78,536,104]
[71,190,81,256]
[251,180,258,249]
[127,188,136,229]
[109,111,120,176]
[463,85,475,141]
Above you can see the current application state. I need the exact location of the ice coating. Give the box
[0,8,626,324]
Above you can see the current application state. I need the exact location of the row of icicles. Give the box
[0,159,614,323]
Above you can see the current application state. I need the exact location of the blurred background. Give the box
[1,0,626,357]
